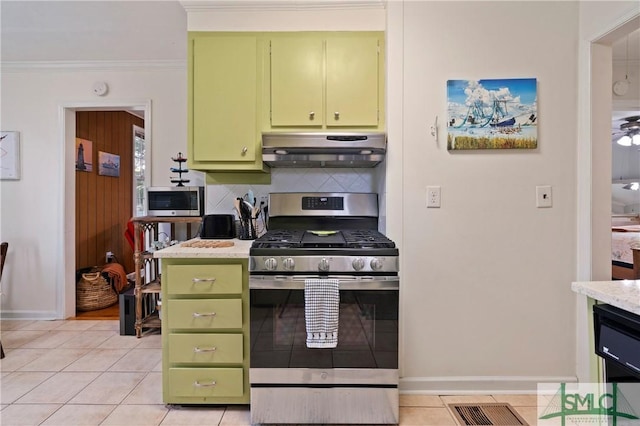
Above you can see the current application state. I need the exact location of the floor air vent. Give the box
[448,403,528,426]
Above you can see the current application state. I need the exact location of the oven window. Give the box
[250,289,398,369]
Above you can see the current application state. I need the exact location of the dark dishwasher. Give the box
[593,303,640,382]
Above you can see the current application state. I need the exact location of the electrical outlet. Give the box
[427,186,441,208]
[259,195,268,205]
[106,251,114,263]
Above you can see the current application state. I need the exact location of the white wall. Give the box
[0,65,187,318]
[389,1,579,392]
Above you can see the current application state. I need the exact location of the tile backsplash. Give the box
[205,167,382,216]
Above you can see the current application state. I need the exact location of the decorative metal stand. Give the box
[170,152,189,187]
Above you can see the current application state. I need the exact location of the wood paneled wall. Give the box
[76,111,144,274]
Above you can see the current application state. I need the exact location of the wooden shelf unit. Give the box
[132,216,202,337]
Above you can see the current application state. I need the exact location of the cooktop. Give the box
[251,229,396,249]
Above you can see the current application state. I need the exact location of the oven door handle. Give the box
[249,275,398,290]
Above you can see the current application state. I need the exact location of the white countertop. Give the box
[152,238,252,259]
[571,280,640,315]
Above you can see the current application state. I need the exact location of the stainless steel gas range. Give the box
[249,192,399,425]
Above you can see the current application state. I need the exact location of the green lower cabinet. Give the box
[168,368,244,399]
[162,257,250,405]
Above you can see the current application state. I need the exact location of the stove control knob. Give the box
[282,257,295,271]
[352,258,366,271]
[318,258,330,272]
[264,257,278,271]
[370,258,384,271]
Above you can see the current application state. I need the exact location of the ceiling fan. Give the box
[613,115,640,146]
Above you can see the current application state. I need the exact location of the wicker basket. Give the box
[76,271,118,311]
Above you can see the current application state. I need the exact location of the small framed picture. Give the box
[98,151,120,177]
[0,131,21,180]
[76,138,93,172]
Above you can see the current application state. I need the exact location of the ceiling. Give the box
[0,1,187,62]
[612,27,640,60]
[611,28,640,208]
[611,29,640,136]
[1,1,637,61]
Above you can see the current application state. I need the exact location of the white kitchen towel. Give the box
[304,278,340,348]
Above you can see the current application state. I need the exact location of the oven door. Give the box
[249,275,398,370]
[249,275,399,425]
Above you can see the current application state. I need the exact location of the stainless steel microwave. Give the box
[146,186,204,217]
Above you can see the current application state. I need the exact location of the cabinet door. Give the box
[326,36,379,127]
[192,36,257,162]
[270,37,324,127]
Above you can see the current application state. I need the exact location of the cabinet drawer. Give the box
[167,299,242,330]
[166,264,242,295]
[168,367,243,398]
[168,333,243,364]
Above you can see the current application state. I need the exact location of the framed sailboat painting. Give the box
[447,78,538,150]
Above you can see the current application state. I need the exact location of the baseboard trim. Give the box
[1,310,60,321]
[399,376,578,395]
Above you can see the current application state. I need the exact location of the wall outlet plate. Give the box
[427,186,441,208]
[536,185,552,208]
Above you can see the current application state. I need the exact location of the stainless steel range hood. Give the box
[262,132,386,168]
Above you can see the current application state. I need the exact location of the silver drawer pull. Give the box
[193,346,217,353]
[192,312,217,318]
[192,277,216,284]
[194,380,217,387]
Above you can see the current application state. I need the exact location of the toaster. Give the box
[200,214,236,239]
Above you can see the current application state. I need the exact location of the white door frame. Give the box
[58,100,152,319]
[575,10,639,383]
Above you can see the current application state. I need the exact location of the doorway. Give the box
[74,111,144,319]
[576,9,639,384]
[611,29,640,211]
[60,101,151,320]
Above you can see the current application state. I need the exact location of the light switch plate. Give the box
[536,185,552,208]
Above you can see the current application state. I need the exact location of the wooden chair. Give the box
[0,242,7,359]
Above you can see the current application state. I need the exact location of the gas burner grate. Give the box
[252,229,396,250]
[342,230,396,248]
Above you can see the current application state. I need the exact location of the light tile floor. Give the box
[1,319,540,426]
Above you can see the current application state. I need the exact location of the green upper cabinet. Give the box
[326,35,380,127]
[187,31,385,175]
[188,33,266,172]
[270,37,324,126]
[268,32,385,130]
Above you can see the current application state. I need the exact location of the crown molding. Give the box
[1,60,186,72]
[180,0,386,12]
